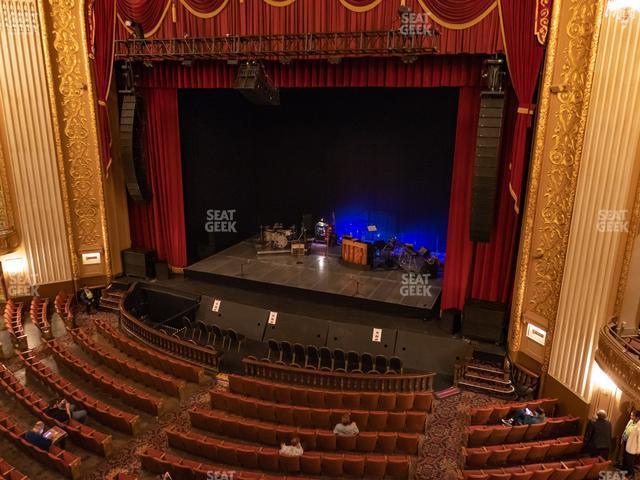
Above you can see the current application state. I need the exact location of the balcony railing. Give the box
[595,322,640,403]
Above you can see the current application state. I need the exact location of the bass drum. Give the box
[273,232,289,249]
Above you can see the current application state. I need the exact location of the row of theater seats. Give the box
[0,408,81,480]
[3,299,26,349]
[460,456,612,480]
[166,427,411,479]
[463,436,584,468]
[93,317,205,383]
[47,338,164,416]
[54,290,74,326]
[266,340,403,374]
[0,456,28,480]
[466,417,580,447]
[0,363,112,457]
[228,374,433,412]
[470,399,559,425]
[141,447,313,480]
[189,406,420,455]
[71,328,186,398]
[19,350,140,435]
[30,296,50,337]
[210,390,427,433]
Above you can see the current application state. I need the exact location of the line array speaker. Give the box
[470,93,505,242]
[120,94,152,203]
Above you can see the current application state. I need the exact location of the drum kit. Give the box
[260,223,299,250]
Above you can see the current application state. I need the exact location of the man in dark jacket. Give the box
[584,409,612,458]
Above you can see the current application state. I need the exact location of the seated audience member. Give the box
[24,421,52,451]
[46,398,88,424]
[502,407,546,426]
[584,409,612,458]
[334,413,360,436]
[79,285,96,314]
[279,437,304,456]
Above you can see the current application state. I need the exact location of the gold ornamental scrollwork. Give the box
[37,0,111,281]
[509,0,605,362]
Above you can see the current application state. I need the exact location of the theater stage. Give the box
[184,240,442,316]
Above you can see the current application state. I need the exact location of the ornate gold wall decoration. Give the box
[36,0,111,282]
[509,0,605,369]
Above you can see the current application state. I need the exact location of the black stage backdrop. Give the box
[179,88,458,263]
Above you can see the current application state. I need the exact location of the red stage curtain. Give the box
[419,0,496,26]
[440,86,480,311]
[128,88,188,267]
[499,0,546,213]
[116,0,168,35]
[140,55,485,89]
[92,0,117,170]
[470,89,520,304]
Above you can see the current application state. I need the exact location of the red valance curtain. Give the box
[140,55,485,89]
[499,0,546,213]
[128,88,187,267]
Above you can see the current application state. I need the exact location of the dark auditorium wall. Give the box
[179,88,458,263]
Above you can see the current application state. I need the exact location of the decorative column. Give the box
[509,0,606,373]
[0,0,71,289]
[36,0,112,284]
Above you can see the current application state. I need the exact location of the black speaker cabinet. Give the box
[122,248,156,279]
[462,299,505,344]
[120,94,152,203]
[439,308,462,334]
[470,93,505,242]
[155,261,169,280]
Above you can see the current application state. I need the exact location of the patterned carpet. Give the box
[416,391,499,480]
[4,310,503,479]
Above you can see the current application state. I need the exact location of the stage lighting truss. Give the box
[114,30,439,63]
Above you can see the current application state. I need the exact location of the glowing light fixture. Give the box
[2,257,26,274]
[607,0,640,25]
[591,362,618,393]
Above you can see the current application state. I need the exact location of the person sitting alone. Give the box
[45,398,88,424]
[279,437,303,456]
[502,407,546,427]
[333,413,360,436]
[24,421,52,451]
